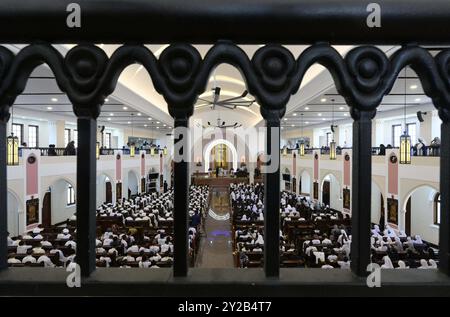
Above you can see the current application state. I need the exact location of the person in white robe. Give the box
[381,256,394,269]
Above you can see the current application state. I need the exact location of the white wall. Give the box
[322,174,341,211]
[300,170,311,195]
[410,186,439,245]
[338,123,352,147]
[371,181,382,224]
[50,179,76,224]
[330,175,341,211]
[127,170,139,197]
[9,117,50,147]
[96,174,114,207]
[431,110,441,142]
[7,191,21,237]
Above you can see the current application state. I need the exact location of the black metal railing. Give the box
[1,0,450,295]
[17,147,167,158]
[19,147,70,157]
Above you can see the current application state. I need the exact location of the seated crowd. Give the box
[371,225,438,269]
[7,185,209,269]
[230,183,438,270]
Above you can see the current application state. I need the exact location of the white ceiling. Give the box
[5,44,442,134]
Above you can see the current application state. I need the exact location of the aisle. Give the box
[196,187,235,268]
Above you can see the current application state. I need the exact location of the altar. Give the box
[191,172,249,187]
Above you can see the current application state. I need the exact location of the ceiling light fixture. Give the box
[321,98,327,102]
[123,106,128,110]
[410,84,418,90]
[51,98,58,102]
[46,106,53,110]
[305,107,310,110]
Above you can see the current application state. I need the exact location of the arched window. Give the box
[434,193,441,225]
[67,184,75,206]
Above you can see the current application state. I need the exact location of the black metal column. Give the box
[0,119,7,270]
[350,110,373,276]
[264,116,280,277]
[76,116,97,277]
[439,120,450,275]
[173,116,189,277]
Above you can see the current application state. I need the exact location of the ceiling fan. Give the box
[196,118,242,129]
[197,87,255,110]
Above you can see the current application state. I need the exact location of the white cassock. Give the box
[38,255,55,268]
[22,255,37,264]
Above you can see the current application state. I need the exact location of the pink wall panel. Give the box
[116,155,122,181]
[26,155,38,196]
[314,153,318,180]
[343,154,350,186]
[388,156,398,195]
[293,153,296,176]
[141,155,145,176]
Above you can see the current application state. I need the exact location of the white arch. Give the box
[7,189,23,237]
[402,184,439,214]
[127,169,140,196]
[204,139,238,172]
[300,169,312,196]
[320,173,342,210]
[97,173,115,206]
[49,178,76,225]
[402,185,439,245]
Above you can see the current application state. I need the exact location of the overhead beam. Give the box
[1,0,450,44]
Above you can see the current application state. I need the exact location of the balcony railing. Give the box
[1,0,450,296]
[17,147,166,157]
[282,146,441,157]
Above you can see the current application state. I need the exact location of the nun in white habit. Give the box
[428,259,438,269]
[381,256,394,269]
[418,259,429,269]
[396,260,409,269]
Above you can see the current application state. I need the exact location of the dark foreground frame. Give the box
[1,0,450,295]
[1,268,450,297]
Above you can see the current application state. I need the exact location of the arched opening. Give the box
[299,170,311,196]
[404,185,440,245]
[321,174,341,210]
[49,179,76,225]
[7,190,22,237]
[203,139,238,173]
[97,174,114,206]
[282,168,291,191]
[127,170,139,198]
[371,180,385,227]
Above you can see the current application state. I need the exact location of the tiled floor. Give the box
[196,187,235,268]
